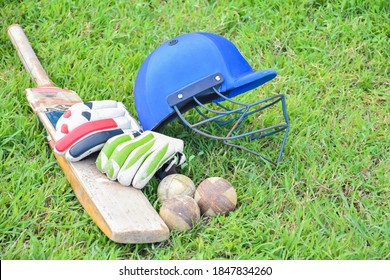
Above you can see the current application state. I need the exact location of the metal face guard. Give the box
[171,83,290,165]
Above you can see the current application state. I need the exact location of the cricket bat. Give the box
[7,24,170,244]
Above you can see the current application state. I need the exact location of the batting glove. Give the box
[54,100,142,161]
[96,131,186,189]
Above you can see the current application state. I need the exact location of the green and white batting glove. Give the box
[96,131,186,189]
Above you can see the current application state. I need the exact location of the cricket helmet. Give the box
[134,32,289,165]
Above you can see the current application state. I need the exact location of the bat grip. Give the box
[8,24,54,87]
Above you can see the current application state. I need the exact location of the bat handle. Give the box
[8,24,54,87]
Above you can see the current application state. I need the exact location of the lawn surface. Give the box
[1,0,389,259]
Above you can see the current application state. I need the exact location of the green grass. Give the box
[0,0,389,260]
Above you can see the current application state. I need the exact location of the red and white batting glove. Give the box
[54,100,142,161]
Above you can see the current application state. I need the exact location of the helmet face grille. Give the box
[172,87,289,165]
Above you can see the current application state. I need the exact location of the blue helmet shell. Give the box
[134,32,277,131]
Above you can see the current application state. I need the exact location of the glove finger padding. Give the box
[98,132,155,179]
[96,132,138,173]
[97,131,185,189]
[55,100,138,139]
[54,100,142,162]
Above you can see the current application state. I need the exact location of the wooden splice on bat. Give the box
[8,24,169,244]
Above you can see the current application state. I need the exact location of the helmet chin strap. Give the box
[172,87,290,165]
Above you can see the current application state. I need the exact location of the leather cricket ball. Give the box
[159,195,200,232]
[157,174,195,202]
[194,177,237,217]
